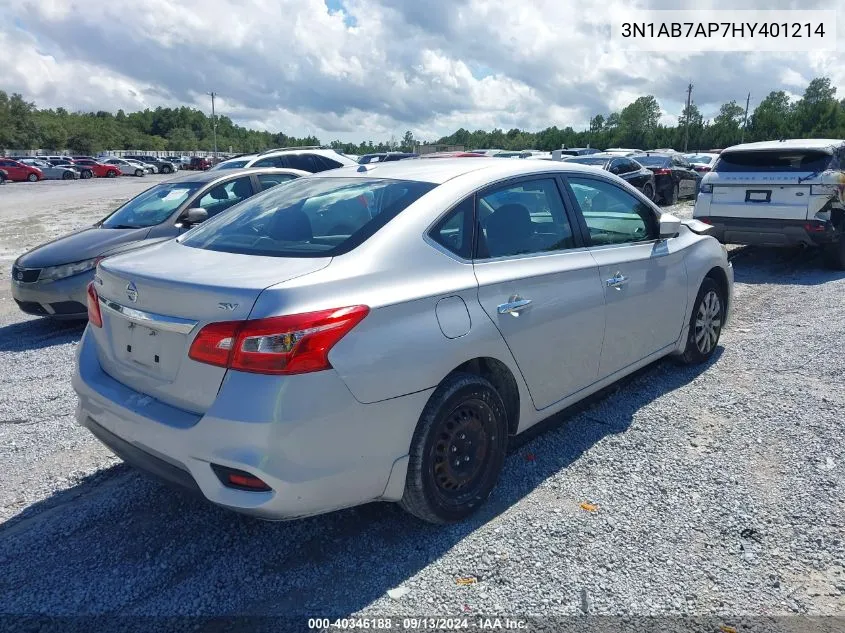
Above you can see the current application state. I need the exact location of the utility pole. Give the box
[683,82,693,152]
[741,92,751,143]
[207,92,218,160]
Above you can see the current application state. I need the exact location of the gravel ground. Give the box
[0,186,843,630]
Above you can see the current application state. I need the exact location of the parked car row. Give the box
[0,155,176,181]
[12,138,844,525]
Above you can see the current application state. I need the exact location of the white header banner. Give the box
[611,10,837,52]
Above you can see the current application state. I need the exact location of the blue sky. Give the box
[0,0,841,143]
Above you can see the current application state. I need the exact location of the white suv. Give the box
[211,147,357,172]
[693,139,845,269]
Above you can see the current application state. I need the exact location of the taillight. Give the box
[804,221,829,233]
[697,217,712,224]
[87,282,103,327]
[188,306,369,375]
[652,168,671,175]
[188,321,240,367]
[695,166,710,172]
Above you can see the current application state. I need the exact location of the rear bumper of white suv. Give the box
[72,326,432,519]
[694,216,840,247]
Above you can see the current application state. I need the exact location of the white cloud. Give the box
[0,0,841,142]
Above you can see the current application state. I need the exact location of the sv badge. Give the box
[218,302,239,311]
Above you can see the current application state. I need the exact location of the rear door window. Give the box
[475,178,576,258]
[714,150,834,172]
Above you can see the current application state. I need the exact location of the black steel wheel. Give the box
[401,372,508,523]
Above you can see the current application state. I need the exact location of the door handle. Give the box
[605,272,629,289]
[497,296,532,316]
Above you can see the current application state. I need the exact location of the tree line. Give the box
[0,76,842,156]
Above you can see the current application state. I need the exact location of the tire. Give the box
[134,169,144,177]
[62,171,74,180]
[106,170,117,178]
[822,236,845,270]
[27,173,38,182]
[162,166,173,174]
[81,169,93,179]
[642,182,654,201]
[677,277,725,365]
[400,372,508,524]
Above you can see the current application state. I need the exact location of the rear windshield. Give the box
[564,157,608,166]
[181,177,437,258]
[631,155,669,167]
[102,182,205,228]
[688,155,714,165]
[214,160,249,170]
[714,150,833,172]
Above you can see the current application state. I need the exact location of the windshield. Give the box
[714,149,833,172]
[631,155,669,167]
[101,182,205,229]
[182,177,436,258]
[565,157,609,166]
[214,160,248,170]
[688,155,714,165]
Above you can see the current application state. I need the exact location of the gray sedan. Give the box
[73,158,733,524]
[11,167,306,319]
[20,158,79,180]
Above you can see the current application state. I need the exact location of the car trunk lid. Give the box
[90,240,330,413]
[706,173,815,220]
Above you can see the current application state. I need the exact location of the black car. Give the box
[125,155,177,174]
[629,153,699,205]
[564,153,657,200]
[358,152,419,164]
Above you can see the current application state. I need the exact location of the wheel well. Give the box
[705,265,729,310]
[452,357,520,436]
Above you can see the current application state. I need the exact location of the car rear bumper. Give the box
[11,270,91,319]
[72,327,432,519]
[694,216,839,247]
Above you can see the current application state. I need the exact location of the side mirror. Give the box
[184,208,208,224]
[658,213,682,239]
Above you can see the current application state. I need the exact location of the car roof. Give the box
[218,148,354,164]
[307,157,616,185]
[566,153,613,160]
[723,139,845,153]
[160,167,308,184]
[631,152,672,158]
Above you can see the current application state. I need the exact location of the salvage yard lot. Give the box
[0,177,844,619]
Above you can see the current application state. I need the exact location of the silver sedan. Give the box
[20,159,79,180]
[73,159,733,523]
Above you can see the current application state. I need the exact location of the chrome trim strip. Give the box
[98,297,198,334]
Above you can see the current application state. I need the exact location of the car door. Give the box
[472,176,607,410]
[1,160,23,179]
[615,158,643,189]
[563,175,689,378]
[672,156,697,197]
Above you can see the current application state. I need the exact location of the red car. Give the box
[71,158,121,178]
[0,158,44,182]
[189,156,212,170]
